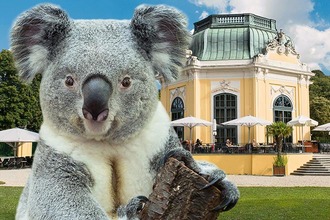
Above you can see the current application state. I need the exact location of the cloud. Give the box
[199,11,209,19]
[189,0,229,12]
[189,0,330,73]
[289,25,330,67]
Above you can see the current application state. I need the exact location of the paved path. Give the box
[1,168,330,187]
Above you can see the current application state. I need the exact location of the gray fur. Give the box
[11,4,239,220]
[16,142,109,219]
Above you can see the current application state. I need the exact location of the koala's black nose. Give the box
[82,76,111,122]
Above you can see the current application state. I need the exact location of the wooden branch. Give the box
[139,157,222,220]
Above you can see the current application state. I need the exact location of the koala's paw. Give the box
[162,148,201,173]
[117,196,148,220]
[199,162,240,212]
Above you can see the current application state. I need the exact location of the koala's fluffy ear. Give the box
[10,4,70,82]
[131,5,191,83]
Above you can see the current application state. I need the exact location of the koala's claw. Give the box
[200,176,221,190]
[162,148,201,173]
[117,195,149,219]
[197,163,240,212]
[207,177,240,212]
[212,195,238,212]
[200,173,238,211]
[135,196,149,212]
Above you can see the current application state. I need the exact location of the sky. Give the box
[1,0,330,74]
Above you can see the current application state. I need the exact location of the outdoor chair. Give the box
[6,157,16,169]
[323,143,330,153]
[15,157,25,169]
[2,158,9,168]
[285,143,293,153]
[318,143,324,153]
[25,156,33,167]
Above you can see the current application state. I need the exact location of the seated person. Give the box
[195,139,203,153]
[252,139,258,147]
[226,138,232,147]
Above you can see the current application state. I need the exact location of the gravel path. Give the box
[1,168,330,187]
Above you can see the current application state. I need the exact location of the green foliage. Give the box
[310,96,330,126]
[273,154,288,166]
[309,70,330,141]
[0,143,13,156]
[0,49,42,132]
[310,70,330,100]
[267,121,293,155]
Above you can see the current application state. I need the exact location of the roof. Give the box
[190,14,287,61]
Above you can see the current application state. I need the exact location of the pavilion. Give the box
[160,13,313,146]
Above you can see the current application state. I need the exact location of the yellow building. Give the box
[160,14,314,146]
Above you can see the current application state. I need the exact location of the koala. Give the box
[11,4,239,220]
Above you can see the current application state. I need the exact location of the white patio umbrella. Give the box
[287,115,318,127]
[222,115,272,144]
[313,123,330,131]
[170,116,214,150]
[287,115,318,141]
[0,128,39,157]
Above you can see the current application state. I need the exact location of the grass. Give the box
[219,187,330,220]
[0,187,330,220]
[0,187,23,220]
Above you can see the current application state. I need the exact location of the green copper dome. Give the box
[190,14,279,60]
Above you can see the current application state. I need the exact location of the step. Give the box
[301,165,330,169]
[303,163,324,167]
[291,172,330,176]
[297,168,330,172]
[305,161,325,164]
[303,163,330,167]
[290,155,330,176]
[296,169,329,173]
[313,159,330,162]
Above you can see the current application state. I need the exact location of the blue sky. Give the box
[1,0,330,74]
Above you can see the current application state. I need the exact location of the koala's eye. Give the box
[121,77,131,88]
[65,76,75,87]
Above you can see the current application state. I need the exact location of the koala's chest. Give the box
[78,142,159,216]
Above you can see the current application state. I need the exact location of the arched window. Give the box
[171,97,184,140]
[214,93,237,144]
[273,95,293,142]
[273,95,293,123]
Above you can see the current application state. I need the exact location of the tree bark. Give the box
[139,157,222,220]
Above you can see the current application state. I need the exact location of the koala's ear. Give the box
[10,4,70,82]
[131,5,191,83]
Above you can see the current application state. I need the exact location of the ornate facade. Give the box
[160,13,314,145]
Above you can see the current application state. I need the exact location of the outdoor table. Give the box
[228,145,240,153]
[260,145,273,153]
[296,144,304,153]
[21,160,27,168]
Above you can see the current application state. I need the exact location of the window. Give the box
[273,95,292,123]
[273,95,293,142]
[171,97,184,140]
[214,93,237,144]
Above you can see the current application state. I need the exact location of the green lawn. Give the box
[219,187,330,220]
[0,187,23,220]
[0,187,330,220]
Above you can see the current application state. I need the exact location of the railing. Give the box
[189,143,316,154]
[194,14,276,33]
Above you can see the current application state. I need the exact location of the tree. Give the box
[309,70,330,129]
[0,49,42,132]
[310,96,330,126]
[267,121,293,156]
[310,70,330,100]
